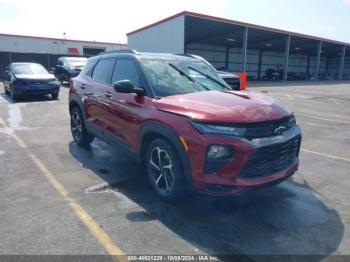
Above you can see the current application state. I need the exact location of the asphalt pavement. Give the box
[0,82,349,261]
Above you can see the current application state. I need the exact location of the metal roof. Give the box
[0,33,127,46]
[127,11,350,47]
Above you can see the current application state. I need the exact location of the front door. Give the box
[102,58,145,151]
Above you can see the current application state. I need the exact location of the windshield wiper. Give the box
[169,63,210,91]
[188,66,229,90]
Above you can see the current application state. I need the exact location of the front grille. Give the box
[239,135,301,178]
[28,80,50,85]
[244,115,296,140]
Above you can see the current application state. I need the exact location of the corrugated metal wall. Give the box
[0,35,127,79]
[0,52,62,75]
[0,35,126,55]
[128,16,185,53]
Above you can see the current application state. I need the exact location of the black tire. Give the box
[59,74,65,84]
[146,138,188,201]
[10,88,18,101]
[4,86,9,95]
[51,92,59,100]
[70,107,93,147]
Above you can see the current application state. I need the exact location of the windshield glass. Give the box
[65,58,87,67]
[12,64,48,75]
[140,59,229,97]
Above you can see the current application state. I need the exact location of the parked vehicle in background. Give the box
[182,54,241,90]
[3,62,60,100]
[69,50,301,200]
[264,65,284,81]
[217,71,240,90]
[55,57,87,83]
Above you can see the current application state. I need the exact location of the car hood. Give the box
[15,73,55,80]
[154,90,291,123]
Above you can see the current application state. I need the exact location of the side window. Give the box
[91,58,115,84]
[111,59,141,88]
[81,58,97,76]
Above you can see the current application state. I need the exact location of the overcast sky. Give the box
[0,0,349,44]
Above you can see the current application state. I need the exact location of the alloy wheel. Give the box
[71,111,82,142]
[149,146,175,194]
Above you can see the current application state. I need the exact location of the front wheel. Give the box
[146,138,188,201]
[70,107,93,147]
[59,74,66,84]
[51,92,59,100]
[10,88,18,101]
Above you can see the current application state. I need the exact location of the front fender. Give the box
[139,121,193,187]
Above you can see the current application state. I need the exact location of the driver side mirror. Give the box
[113,80,144,96]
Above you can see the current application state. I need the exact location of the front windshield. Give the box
[12,64,48,75]
[140,59,230,97]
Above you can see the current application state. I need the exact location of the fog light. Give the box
[207,145,232,161]
[204,145,234,173]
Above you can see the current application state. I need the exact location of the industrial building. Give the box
[128,11,350,81]
[0,33,127,73]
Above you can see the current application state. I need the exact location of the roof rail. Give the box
[100,49,140,55]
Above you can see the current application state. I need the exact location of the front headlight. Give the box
[192,122,246,137]
[48,80,61,85]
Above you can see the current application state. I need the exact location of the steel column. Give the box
[306,55,310,77]
[225,46,230,70]
[284,35,291,81]
[242,27,248,72]
[315,41,322,81]
[258,50,263,79]
[339,46,346,80]
[47,53,50,70]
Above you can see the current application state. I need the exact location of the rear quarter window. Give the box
[81,58,98,76]
[91,58,115,84]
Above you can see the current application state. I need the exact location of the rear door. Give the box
[102,58,145,151]
[83,57,115,138]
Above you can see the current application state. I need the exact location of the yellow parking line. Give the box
[0,118,126,261]
[301,148,350,163]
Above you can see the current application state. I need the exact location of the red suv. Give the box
[69,50,301,200]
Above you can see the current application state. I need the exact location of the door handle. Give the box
[104,92,113,98]
[80,83,88,89]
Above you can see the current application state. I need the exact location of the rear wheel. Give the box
[70,107,93,147]
[146,138,188,201]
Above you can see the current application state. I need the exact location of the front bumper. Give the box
[187,126,302,195]
[13,84,60,96]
